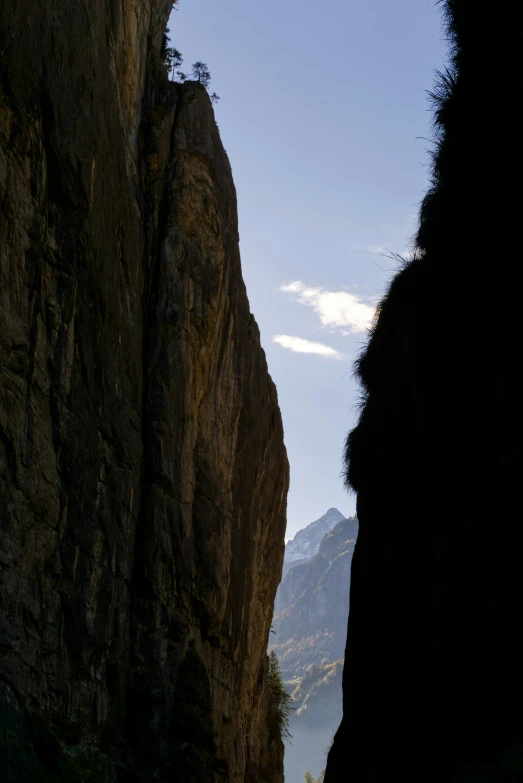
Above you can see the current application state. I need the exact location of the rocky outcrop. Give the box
[272,516,356,783]
[272,517,357,679]
[282,508,345,578]
[326,3,523,781]
[0,3,288,782]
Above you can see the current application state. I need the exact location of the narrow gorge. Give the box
[4,2,521,782]
[0,2,288,781]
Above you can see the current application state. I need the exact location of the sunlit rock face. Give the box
[326,2,523,781]
[0,3,288,781]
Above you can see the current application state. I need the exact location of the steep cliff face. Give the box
[273,518,357,783]
[272,517,357,678]
[0,3,288,782]
[326,3,523,781]
[282,508,345,578]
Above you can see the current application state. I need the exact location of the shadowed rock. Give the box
[0,3,288,781]
[326,2,523,780]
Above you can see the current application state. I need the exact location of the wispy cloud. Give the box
[352,243,414,258]
[273,335,341,359]
[351,243,389,256]
[280,281,375,334]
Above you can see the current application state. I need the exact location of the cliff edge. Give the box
[0,3,288,781]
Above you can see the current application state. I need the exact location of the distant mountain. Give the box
[273,515,358,679]
[271,515,358,783]
[283,508,345,578]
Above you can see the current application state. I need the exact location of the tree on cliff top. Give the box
[268,650,293,742]
[161,16,220,98]
[191,61,211,88]
[161,28,183,80]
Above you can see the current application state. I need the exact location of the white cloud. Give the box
[280,281,375,334]
[273,335,341,359]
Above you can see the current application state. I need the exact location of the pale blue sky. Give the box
[169,0,447,540]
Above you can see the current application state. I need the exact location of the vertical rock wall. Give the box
[326,3,523,781]
[0,3,288,781]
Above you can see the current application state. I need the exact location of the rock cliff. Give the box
[282,508,345,578]
[0,3,288,782]
[272,517,357,678]
[326,2,523,781]
[272,517,357,783]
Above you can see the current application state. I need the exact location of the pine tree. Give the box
[167,48,183,79]
[161,27,183,80]
[191,61,211,88]
[268,650,293,742]
[160,27,171,64]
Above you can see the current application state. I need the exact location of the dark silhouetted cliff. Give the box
[326,2,523,781]
[0,3,288,781]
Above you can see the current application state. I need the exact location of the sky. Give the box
[169,0,448,540]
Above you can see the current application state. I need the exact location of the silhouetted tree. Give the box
[268,650,293,742]
[167,48,183,79]
[162,16,220,95]
[191,61,211,88]
[161,27,171,64]
[161,27,183,80]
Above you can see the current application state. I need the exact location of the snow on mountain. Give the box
[283,508,345,576]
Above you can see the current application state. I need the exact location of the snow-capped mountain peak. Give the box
[283,508,345,573]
